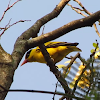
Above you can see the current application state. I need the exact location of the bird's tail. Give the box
[68,46,82,52]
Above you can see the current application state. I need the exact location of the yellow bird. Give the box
[21,41,81,66]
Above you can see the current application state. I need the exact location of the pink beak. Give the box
[21,59,28,66]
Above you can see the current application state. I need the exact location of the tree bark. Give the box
[0,45,14,100]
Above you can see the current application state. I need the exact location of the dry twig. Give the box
[68,0,100,37]
[0,0,21,22]
[0,20,31,37]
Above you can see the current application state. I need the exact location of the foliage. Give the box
[56,42,100,99]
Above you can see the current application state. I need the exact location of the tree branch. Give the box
[27,10,100,49]
[39,44,73,99]
[11,0,70,69]
[0,85,85,100]
[0,0,21,22]
[15,0,70,41]
[68,0,100,37]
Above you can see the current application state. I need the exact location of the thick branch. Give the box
[16,0,70,41]
[11,0,70,69]
[0,45,14,100]
[39,44,72,99]
[27,10,100,48]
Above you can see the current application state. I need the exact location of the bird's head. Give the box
[21,49,32,66]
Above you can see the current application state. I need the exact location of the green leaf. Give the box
[91,49,95,53]
[93,43,99,48]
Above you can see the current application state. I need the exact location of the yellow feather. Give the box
[21,41,81,65]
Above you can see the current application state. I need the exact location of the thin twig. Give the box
[0,0,21,22]
[52,81,58,100]
[0,20,31,37]
[72,7,84,11]
[68,0,100,37]
[0,84,85,100]
[67,3,87,17]
[93,24,100,37]
[0,18,12,37]
[0,89,85,100]
[62,53,80,78]
[42,25,45,35]
[72,57,90,95]
[59,96,66,100]
[74,0,100,37]
[74,0,91,14]
[90,40,99,57]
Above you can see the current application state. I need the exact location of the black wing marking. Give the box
[45,42,79,48]
[25,42,79,57]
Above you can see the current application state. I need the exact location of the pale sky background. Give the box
[0,0,100,100]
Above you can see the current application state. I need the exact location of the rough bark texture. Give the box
[0,45,14,100]
[0,0,100,99]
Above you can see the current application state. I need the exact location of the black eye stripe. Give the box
[25,49,32,59]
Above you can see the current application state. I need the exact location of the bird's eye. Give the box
[36,49,40,52]
[25,49,32,59]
